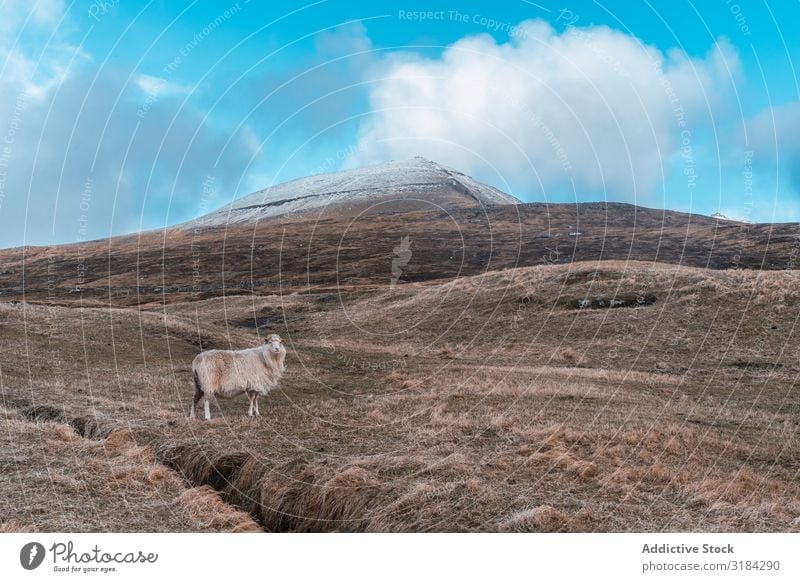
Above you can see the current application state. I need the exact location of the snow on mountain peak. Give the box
[187,158,520,228]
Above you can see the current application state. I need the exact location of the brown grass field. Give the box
[2,253,799,532]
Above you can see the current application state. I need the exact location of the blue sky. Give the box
[1,0,799,247]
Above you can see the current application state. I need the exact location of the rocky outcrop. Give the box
[575,295,656,309]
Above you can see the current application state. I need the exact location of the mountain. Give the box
[2,160,798,534]
[187,157,520,227]
[1,159,798,308]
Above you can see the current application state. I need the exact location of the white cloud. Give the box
[135,74,194,98]
[0,2,257,246]
[348,20,741,202]
[0,0,64,35]
[0,0,85,102]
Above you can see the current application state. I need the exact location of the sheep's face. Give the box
[264,334,284,355]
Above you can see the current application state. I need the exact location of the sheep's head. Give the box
[263,334,285,355]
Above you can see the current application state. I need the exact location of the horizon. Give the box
[1,1,799,247]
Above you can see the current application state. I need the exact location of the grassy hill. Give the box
[2,261,798,531]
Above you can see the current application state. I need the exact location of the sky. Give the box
[1,0,799,247]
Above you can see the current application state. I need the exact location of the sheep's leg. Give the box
[204,396,211,420]
[254,394,261,417]
[247,392,255,417]
[190,371,203,419]
[190,387,203,419]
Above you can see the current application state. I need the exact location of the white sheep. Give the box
[189,334,286,420]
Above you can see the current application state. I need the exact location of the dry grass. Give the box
[500,505,570,532]
[1,261,799,531]
[178,486,262,532]
[0,406,259,532]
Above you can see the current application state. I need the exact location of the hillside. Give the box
[1,199,797,308]
[2,160,799,532]
[1,262,798,531]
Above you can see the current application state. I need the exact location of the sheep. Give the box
[189,334,286,420]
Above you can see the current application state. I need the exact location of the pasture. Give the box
[1,261,798,531]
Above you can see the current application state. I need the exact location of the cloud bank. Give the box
[0,1,257,247]
[348,19,742,203]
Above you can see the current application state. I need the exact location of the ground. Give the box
[1,261,798,532]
